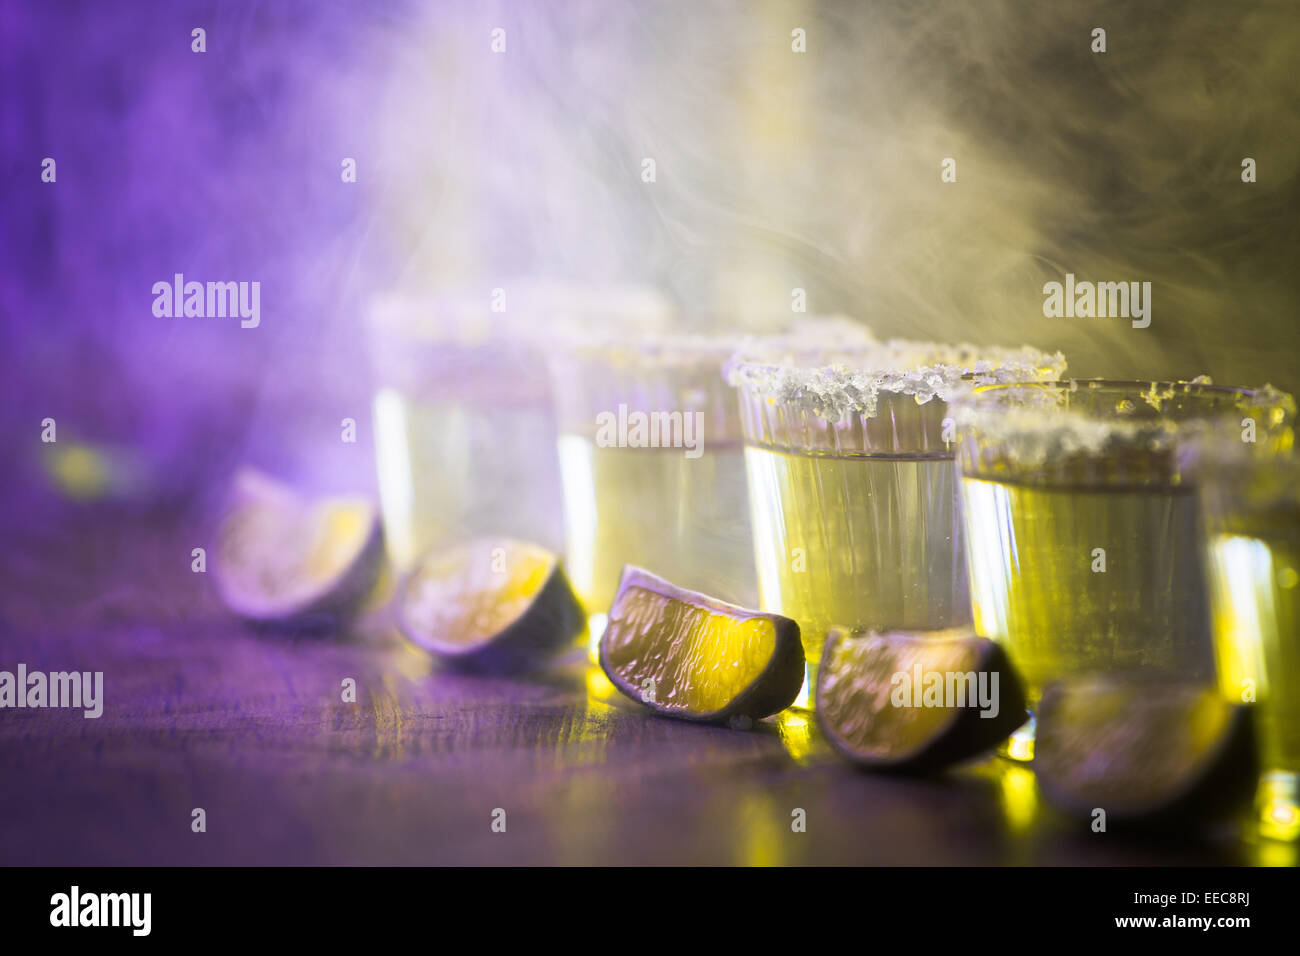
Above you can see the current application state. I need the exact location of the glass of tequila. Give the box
[1194,409,1300,838]
[727,340,1066,706]
[954,379,1293,759]
[548,332,764,653]
[368,286,672,572]
[367,293,559,571]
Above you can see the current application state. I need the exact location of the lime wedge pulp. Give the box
[214,468,382,627]
[397,538,585,672]
[599,566,804,722]
[1034,678,1257,825]
[816,628,1028,772]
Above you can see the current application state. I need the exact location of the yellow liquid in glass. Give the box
[961,476,1213,707]
[745,446,970,701]
[373,388,564,568]
[1206,528,1300,774]
[556,435,757,618]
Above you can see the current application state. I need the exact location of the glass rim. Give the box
[968,377,1262,399]
[725,340,1064,379]
[725,340,1066,421]
[954,378,1296,485]
[548,314,876,370]
[954,378,1295,425]
[547,330,750,367]
[368,283,675,348]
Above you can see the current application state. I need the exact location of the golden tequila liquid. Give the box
[1206,524,1300,775]
[557,435,757,617]
[745,446,970,698]
[961,475,1213,707]
[949,379,1286,758]
[1193,399,1300,838]
[374,388,564,568]
[367,293,568,571]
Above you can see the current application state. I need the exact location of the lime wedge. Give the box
[816,628,1028,771]
[599,566,804,722]
[397,538,585,672]
[214,469,383,627]
[1034,679,1257,824]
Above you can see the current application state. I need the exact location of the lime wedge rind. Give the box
[396,538,585,674]
[1034,678,1259,826]
[598,565,804,724]
[213,469,384,628]
[815,628,1029,773]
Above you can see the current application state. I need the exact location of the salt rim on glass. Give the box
[725,337,1067,456]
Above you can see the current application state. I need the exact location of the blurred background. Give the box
[3,0,1298,516]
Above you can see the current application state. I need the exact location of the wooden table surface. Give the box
[0,505,1278,866]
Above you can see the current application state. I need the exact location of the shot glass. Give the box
[366,292,564,571]
[1194,408,1300,839]
[954,379,1294,759]
[367,285,672,572]
[727,340,1066,705]
[548,331,760,651]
